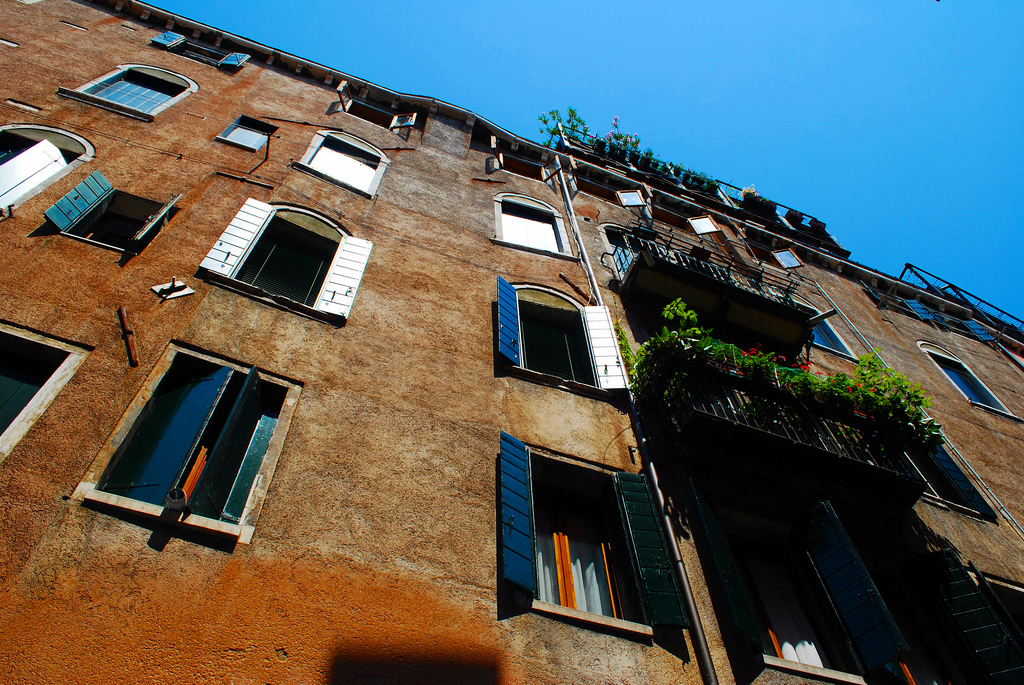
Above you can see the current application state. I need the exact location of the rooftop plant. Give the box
[631,299,943,450]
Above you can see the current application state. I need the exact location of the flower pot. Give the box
[594,139,607,153]
[628,150,641,165]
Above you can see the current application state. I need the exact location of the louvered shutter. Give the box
[583,306,628,390]
[496,277,520,365]
[928,444,996,518]
[314,236,372,318]
[0,139,67,207]
[690,482,761,648]
[910,550,1024,685]
[499,431,534,594]
[804,501,907,671]
[200,198,273,276]
[43,170,114,232]
[615,472,688,627]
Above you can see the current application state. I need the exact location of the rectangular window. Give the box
[500,201,561,253]
[77,347,299,542]
[307,135,381,194]
[216,115,277,152]
[688,216,720,235]
[773,249,802,269]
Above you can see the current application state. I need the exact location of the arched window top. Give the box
[495,192,562,217]
[515,285,582,312]
[62,64,197,120]
[918,341,1008,413]
[115,64,198,92]
[0,125,94,161]
[268,205,346,242]
[318,131,389,165]
[296,131,390,197]
[917,341,958,360]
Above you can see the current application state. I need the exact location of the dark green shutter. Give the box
[929,444,996,518]
[497,277,521,366]
[804,501,907,672]
[910,550,1024,685]
[499,431,534,594]
[690,482,761,648]
[190,368,265,521]
[614,472,688,627]
[44,171,114,232]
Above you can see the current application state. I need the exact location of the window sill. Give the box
[201,271,346,326]
[811,343,857,363]
[919,491,996,522]
[74,483,256,544]
[506,364,618,401]
[56,87,155,122]
[761,655,865,685]
[290,161,373,199]
[491,238,577,262]
[531,600,653,639]
[214,135,264,153]
[969,401,1021,423]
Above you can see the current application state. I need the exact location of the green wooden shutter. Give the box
[496,277,521,366]
[43,171,114,232]
[499,431,534,594]
[189,368,265,521]
[804,501,907,672]
[910,550,1024,685]
[690,482,761,649]
[614,472,688,627]
[928,444,997,518]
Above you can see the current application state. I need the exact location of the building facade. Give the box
[1,2,1023,684]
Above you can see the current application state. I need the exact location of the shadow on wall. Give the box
[327,652,501,685]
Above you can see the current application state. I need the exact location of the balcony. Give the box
[614,232,815,358]
[639,345,927,507]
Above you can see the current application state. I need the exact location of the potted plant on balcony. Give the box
[638,148,656,171]
[740,186,778,219]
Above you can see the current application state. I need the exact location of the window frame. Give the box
[294,130,390,198]
[0,125,94,210]
[493,193,573,258]
[215,115,278,152]
[72,344,301,544]
[0,323,89,462]
[57,64,198,122]
[793,296,856,360]
[918,341,1010,415]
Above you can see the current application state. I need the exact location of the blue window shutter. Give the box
[218,53,251,69]
[615,472,688,627]
[44,171,114,233]
[964,320,995,342]
[150,31,186,49]
[804,501,907,672]
[499,431,534,595]
[906,299,938,322]
[496,277,520,366]
[690,482,761,648]
[928,444,997,518]
[910,550,1024,685]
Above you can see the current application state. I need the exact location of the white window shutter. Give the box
[315,236,372,318]
[0,139,67,207]
[200,198,273,276]
[583,306,628,390]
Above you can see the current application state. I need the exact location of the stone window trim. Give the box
[492,193,574,258]
[292,130,390,199]
[0,322,89,463]
[57,64,198,122]
[0,124,94,211]
[71,344,302,545]
[918,341,1014,418]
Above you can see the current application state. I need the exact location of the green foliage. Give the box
[631,299,943,448]
[614,320,636,380]
[538,107,591,148]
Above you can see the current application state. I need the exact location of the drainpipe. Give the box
[554,145,719,685]
[810,279,1024,543]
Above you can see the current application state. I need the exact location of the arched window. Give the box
[919,342,1007,413]
[295,131,389,197]
[493,194,571,256]
[0,125,93,209]
[60,65,198,120]
[200,200,372,320]
[495,278,627,390]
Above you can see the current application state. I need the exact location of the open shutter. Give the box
[133,193,180,243]
[314,236,372,318]
[499,431,534,595]
[690,482,762,649]
[615,472,688,627]
[910,550,1024,685]
[199,198,273,276]
[496,277,521,366]
[583,306,628,390]
[804,501,907,672]
[218,53,251,69]
[189,368,265,522]
[43,170,114,232]
[0,139,67,206]
[929,444,997,518]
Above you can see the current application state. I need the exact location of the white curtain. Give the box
[747,557,830,668]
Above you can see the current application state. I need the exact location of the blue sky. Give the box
[160,0,1023,317]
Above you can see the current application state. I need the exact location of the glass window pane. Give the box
[812,321,850,356]
[775,250,801,268]
[309,144,377,192]
[224,126,267,150]
[689,217,718,234]
[933,356,1001,408]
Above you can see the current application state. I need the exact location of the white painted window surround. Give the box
[0,125,94,209]
[59,65,198,121]
[493,193,572,257]
[295,131,389,198]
